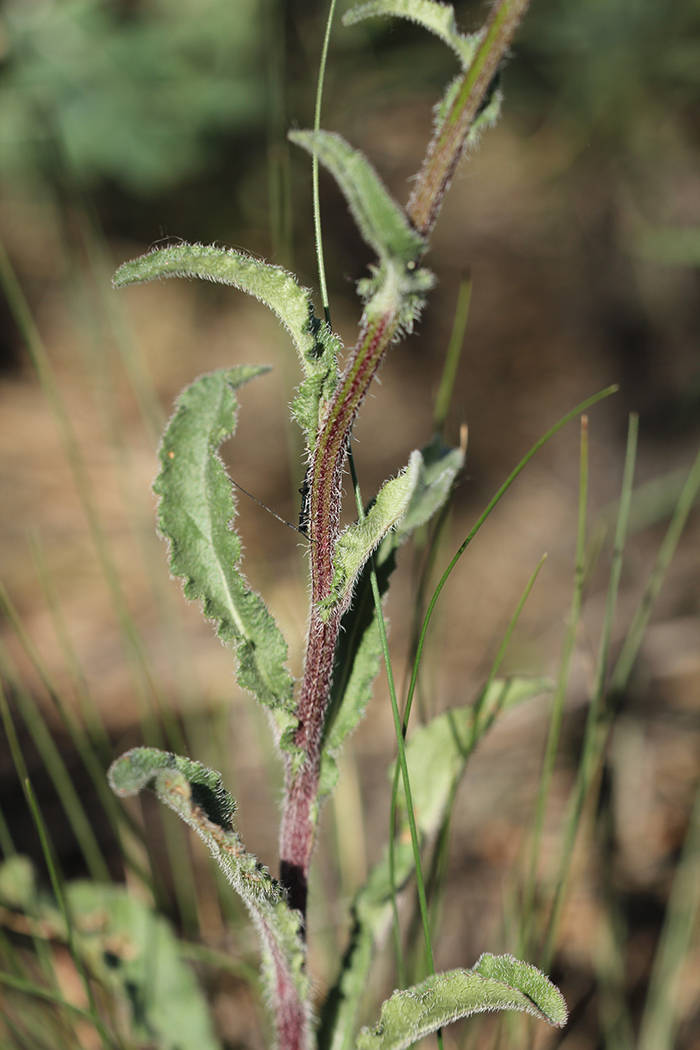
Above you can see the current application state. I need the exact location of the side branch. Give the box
[407,0,531,237]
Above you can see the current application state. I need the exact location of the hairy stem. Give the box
[407,0,531,237]
[278,0,531,941]
[279,311,401,915]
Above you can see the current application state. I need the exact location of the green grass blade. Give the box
[539,416,637,969]
[0,655,109,883]
[0,971,102,1028]
[433,274,472,437]
[312,0,339,318]
[23,781,117,1050]
[318,678,549,1050]
[0,588,153,890]
[637,776,700,1050]
[610,438,700,694]
[402,387,617,754]
[517,416,590,958]
[0,234,177,751]
[405,555,548,976]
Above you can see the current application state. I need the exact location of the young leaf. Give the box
[343,0,479,69]
[289,129,434,327]
[109,748,309,1023]
[318,438,465,805]
[114,242,340,446]
[356,956,567,1050]
[154,367,298,752]
[321,451,423,618]
[289,130,424,269]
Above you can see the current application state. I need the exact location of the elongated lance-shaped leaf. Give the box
[289,130,424,268]
[154,367,298,754]
[113,242,340,447]
[320,451,422,620]
[356,955,567,1050]
[109,748,309,1031]
[318,437,464,808]
[317,677,552,1050]
[289,130,434,329]
[343,0,479,69]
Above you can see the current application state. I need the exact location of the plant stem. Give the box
[278,0,532,936]
[407,0,531,237]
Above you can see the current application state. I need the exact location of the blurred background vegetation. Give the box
[1,1,699,1048]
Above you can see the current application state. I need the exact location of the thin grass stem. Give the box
[433,275,472,437]
[24,780,118,1050]
[518,416,590,959]
[312,0,339,320]
[539,414,639,970]
[637,774,700,1050]
[610,438,700,694]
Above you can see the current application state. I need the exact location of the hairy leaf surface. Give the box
[356,956,567,1050]
[289,129,434,328]
[289,130,424,268]
[322,450,422,618]
[153,367,297,751]
[114,243,340,446]
[109,748,308,1016]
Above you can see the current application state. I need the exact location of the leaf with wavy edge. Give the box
[113,242,340,448]
[289,130,434,329]
[109,748,309,1027]
[356,955,567,1050]
[343,0,478,69]
[317,677,553,1050]
[153,367,298,755]
[320,450,422,619]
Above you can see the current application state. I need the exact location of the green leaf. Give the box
[67,881,223,1050]
[394,676,553,830]
[356,956,567,1050]
[0,854,37,912]
[318,437,465,807]
[114,242,339,447]
[318,677,551,1050]
[321,451,422,618]
[289,129,434,327]
[109,748,308,1016]
[394,434,464,539]
[343,0,479,69]
[0,855,222,1050]
[153,367,298,752]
